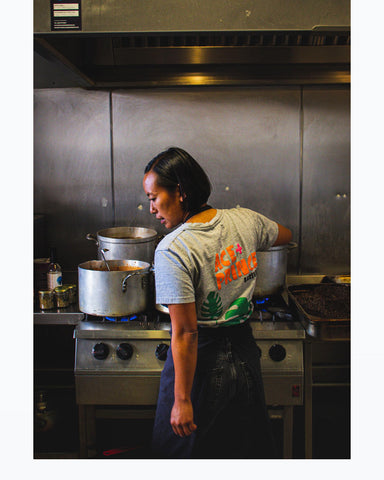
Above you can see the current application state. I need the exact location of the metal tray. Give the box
[287,284,350,341]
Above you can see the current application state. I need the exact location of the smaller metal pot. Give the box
[86,226,159,264]
[78,259,152,317]
[254,242,297,297]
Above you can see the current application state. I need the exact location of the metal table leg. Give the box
[304,341,313,458]
[78,405,97,458]
[283,406,293,459]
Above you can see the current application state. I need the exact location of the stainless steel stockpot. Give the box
[254,242,297,297]
[86,226,159,264]
[78,259,152,317]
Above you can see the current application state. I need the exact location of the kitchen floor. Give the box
[34,389,350,459]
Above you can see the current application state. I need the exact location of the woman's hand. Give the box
[170,398,197,437]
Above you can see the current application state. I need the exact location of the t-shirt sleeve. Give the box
[154,248,196,305]
[252,211,279,250]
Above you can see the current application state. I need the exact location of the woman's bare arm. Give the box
[168,302,198,437]
[273,223,293,246]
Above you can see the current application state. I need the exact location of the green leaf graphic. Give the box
[201,291,223,320]
[224,297,252,325]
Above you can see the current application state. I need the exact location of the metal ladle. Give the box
[100,248,111,271]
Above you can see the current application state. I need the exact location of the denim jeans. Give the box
[151,321,276,459]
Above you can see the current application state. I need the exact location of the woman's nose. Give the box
[150,202,156,214]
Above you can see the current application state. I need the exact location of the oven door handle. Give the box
[121,265,155,292]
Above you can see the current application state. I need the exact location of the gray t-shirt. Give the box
[154,207,279,327]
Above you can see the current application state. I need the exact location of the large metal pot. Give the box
[86,226,159,264]
[78,259,152,317]
[254,242,297,297]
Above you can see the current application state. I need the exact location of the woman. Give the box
[143,147,292,459]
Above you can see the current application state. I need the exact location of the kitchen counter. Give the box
[33,275,340,326]
[34,303,84,325]
[34,269,84,325]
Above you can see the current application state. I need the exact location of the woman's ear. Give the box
[177,184,186,202]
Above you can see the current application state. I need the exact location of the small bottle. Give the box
[47,248,62,290]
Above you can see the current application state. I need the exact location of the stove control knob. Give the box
[116,343,134,360]
[155,343,169,361]
[269,344,286,362]
[92,342,109,360]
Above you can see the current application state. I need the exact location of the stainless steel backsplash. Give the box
[34,86,350,274]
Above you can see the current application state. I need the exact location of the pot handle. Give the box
[121,265,155,293]
[287,242,298,250]
[121,266,154,293]
[86,233,99,246]
[121,271,143,292]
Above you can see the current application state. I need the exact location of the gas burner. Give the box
[104,314,140,322]
[254,297,271,307]
[83,313,148,323]
[254,309,293,322]
[252,295,294,322]
[256,310,273,322]
[270,309,294,322]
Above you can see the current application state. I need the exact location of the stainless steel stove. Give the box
[74,316,171,406]
[74,295,305,458]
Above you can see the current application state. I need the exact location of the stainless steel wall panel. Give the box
[34,89,113,269]
[33,86,350,274]
[34,0,350,33]
[301,87,350,273]
[112,87,301,272]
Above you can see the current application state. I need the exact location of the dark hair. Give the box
[144,147,212,213]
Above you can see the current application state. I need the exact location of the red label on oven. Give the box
[292,385,300,397]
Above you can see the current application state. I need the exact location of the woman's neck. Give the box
[185,207,216,223]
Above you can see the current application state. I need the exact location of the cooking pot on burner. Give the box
[86,226,159,264]
[78,259,153,317]
[254,242,297,297]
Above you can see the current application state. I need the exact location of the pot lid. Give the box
[98,226,158,243]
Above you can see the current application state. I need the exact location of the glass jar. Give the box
[54,286,70,308]
[38,290,55,310]
[63,283,77,305]
[63,284,77,304]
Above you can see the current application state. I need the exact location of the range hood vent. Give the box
[34,0,350,88]
[109,30,350,48]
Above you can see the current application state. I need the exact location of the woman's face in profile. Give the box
[143,170,185,229]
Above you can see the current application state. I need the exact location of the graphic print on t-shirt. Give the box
[200,293,252,326]
[201,291,223,321]
[214,243,257,290]
[224,297,252,325]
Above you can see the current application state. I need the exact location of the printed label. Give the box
[51,1,81,30]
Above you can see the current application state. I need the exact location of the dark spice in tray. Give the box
[292,284,350,319]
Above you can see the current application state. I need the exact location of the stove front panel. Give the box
[75,338,170,373]
[75,337,302,374]
[74,334,304,406]
[257,340,303,374]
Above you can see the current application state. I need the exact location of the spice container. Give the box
[63,284,77,304]
[54,286,70,308]
[38,290,55,310]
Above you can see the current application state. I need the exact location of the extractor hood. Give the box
[34,0,350,88]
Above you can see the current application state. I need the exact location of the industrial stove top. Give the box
[74,293,305,341]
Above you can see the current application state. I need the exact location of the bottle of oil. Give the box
[47,248,62,290]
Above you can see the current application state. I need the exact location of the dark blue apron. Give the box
[151,321,277,459]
